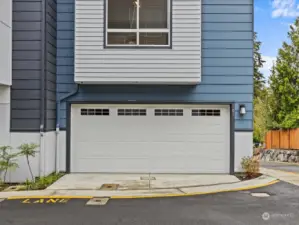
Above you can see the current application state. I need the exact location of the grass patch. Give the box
[24,173,64,190]
[0,184,7,191]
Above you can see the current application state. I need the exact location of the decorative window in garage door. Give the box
[155,109,183,116]
[81,108,110,116]
[191,109,221,116]
[118,109,147,116]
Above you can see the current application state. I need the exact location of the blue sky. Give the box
[254,0,298,79]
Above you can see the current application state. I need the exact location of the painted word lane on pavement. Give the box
[21,198,70,204]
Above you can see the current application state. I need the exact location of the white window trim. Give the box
[105,0,171,47]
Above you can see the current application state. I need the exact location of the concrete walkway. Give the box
[260,161,299,186]
[260,161,299,173]
[0,174,278,199]
[261,167,299,186]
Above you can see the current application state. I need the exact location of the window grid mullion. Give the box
[106,0,170,47]
[136,0,140,45]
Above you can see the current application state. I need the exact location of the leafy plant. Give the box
[24,173,64,190]
[0,146,19,183]
[241,156,260,179]
[18,143,39,182]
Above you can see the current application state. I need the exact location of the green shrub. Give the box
[0,146,19,183]
[241,156,260,178]
[25,173,64,190]
[18,143,39,182]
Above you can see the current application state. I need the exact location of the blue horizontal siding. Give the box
[202,5,252,14]
[202,0,252,4]
[202,14,252,23]
[58,74,253,85]
[56,0,253,130]
[202,23,252,31]
[203,40,253,49]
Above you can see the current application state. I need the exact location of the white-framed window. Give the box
[106,0,171,47]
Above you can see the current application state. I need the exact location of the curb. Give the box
[5,179,280,200]
[110,179,280,199]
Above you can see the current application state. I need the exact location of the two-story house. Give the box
[5,0,253,182]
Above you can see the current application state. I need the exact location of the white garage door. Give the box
[71,104,230,173]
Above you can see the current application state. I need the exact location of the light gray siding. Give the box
[11,0,57,132]
[74,0,202,84]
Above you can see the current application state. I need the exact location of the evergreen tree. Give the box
[253,32,267,142]
[269,18,299,129]
[254,32,266,98]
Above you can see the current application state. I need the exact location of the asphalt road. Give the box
[1,182,299,225]
[260,161,299,173]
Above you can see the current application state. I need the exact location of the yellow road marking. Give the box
[21,198,71,204]
[111,180,280,199]
[8,196,93,200]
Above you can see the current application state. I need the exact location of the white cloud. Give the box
[272,0,299,17]
[260,56,277,79]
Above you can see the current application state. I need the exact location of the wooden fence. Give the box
[265,128,299,150]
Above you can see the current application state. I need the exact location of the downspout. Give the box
[40,0,47,177]
[55,84,79,173]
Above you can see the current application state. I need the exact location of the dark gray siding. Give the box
[11,0,57,132]
[11,0,42,131]
[45,0,57,130]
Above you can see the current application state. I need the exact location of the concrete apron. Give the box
[1,175,279,199]
[46,174,240,191]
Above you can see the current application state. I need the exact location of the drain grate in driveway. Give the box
[140,176,156,180]
[98,184,119,190]
[86,197,109,206]
[251,193,270,197]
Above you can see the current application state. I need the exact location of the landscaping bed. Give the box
[1,143,64,192]
[235,156,261,181]
[234,172,262,181]
[0,173,64,192]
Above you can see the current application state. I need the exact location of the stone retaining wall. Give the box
[260,149,299,163]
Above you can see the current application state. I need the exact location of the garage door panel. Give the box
[75,159,151,173]
[71,104,230,173]
[75,127,227,142]
[149,146,227,158]
[75,142,151,157]
[151,158,227,173]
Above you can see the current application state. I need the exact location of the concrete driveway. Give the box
[1,181,298,225]
[47,173,240,190]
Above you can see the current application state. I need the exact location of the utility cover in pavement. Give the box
[140,176,156,180]
[86,197,109,206]
[98,184,119,190]
[251,193,270,197]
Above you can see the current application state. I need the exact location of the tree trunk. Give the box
[26,156,34,182]
[3,169,7,184]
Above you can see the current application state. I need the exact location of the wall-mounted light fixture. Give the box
[239,104,246,116]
